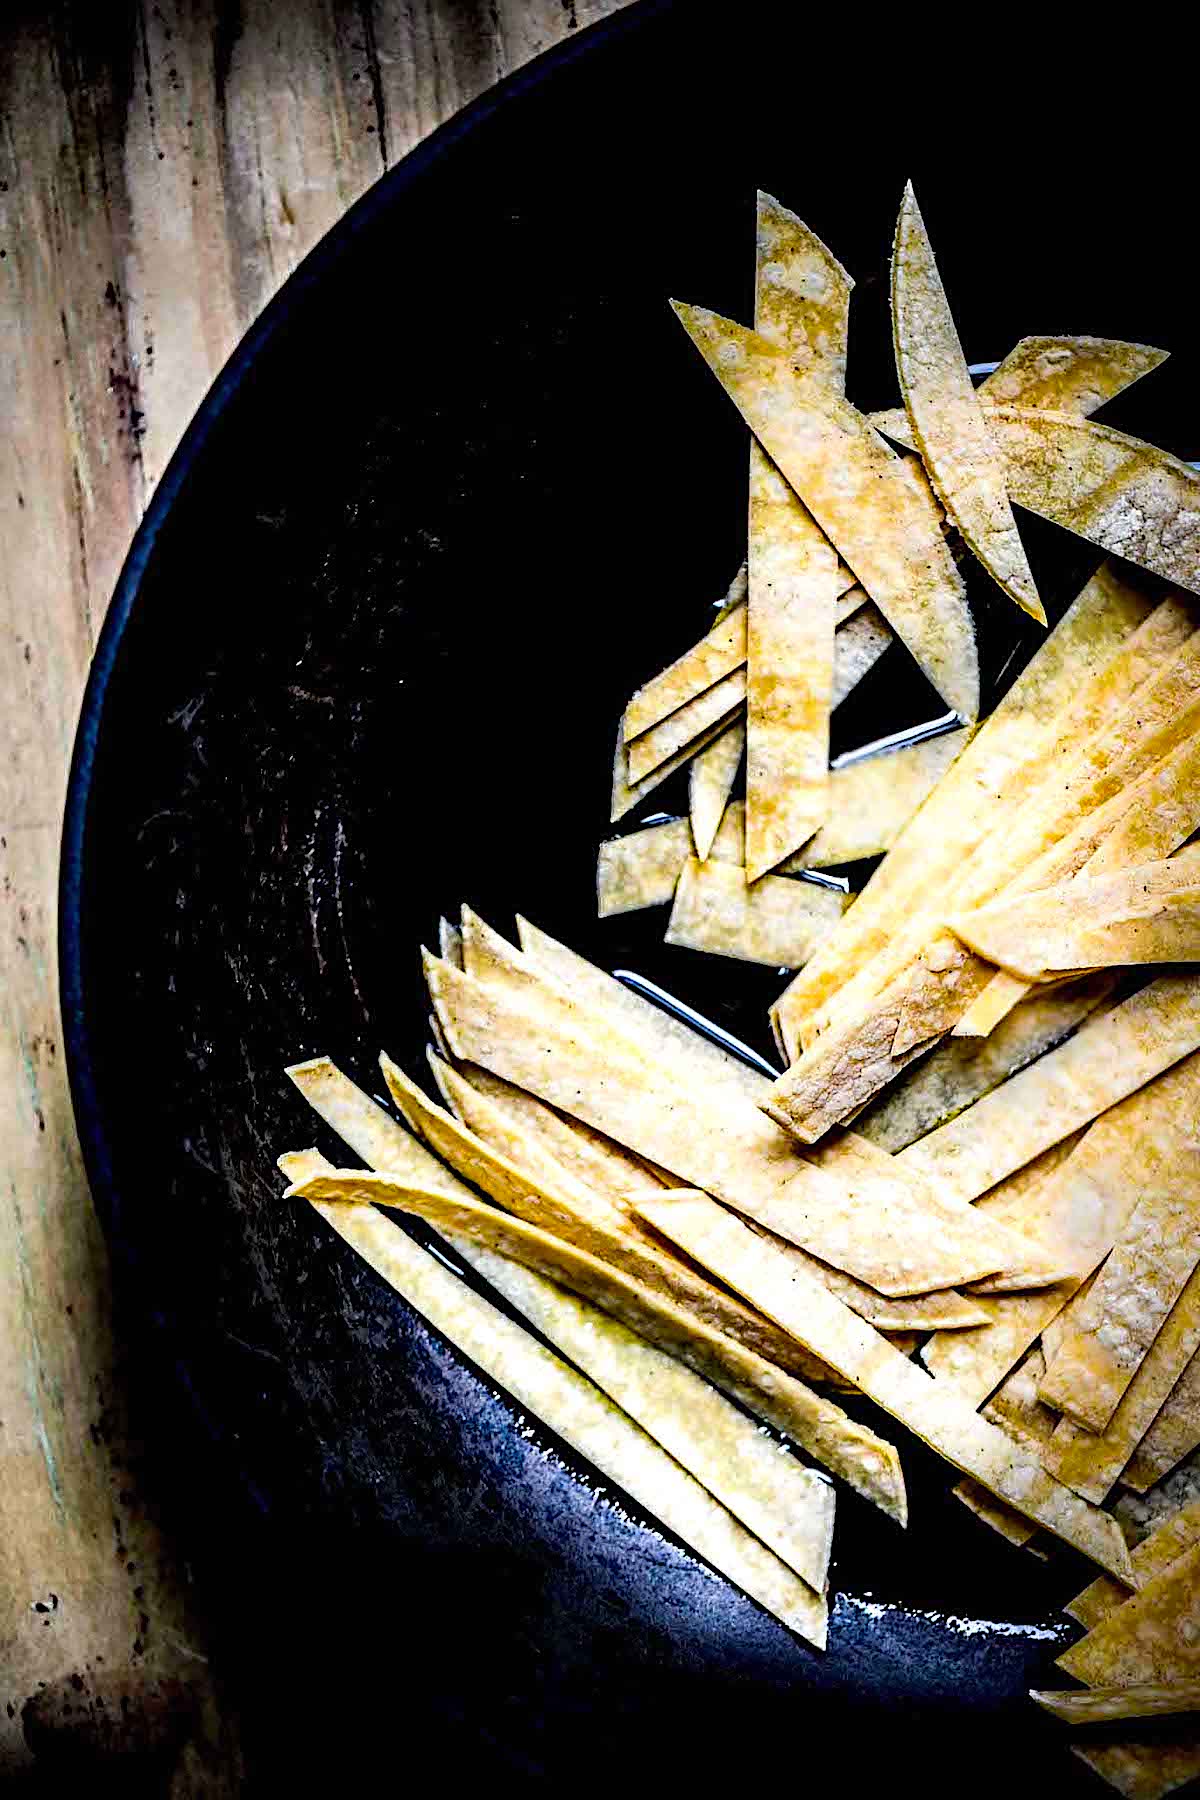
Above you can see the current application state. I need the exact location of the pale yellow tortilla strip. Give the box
[855,979,1114,1152]
[627,666,745,783]
[1050,1265,1200,1504]
[301,1186,829,1644]
[1041,1069,1200,1432]
[672,303,977,720]
[611,711,728,823]
[1034,1683,1200,1726]
[743,1219,991,1336]
[954,1479,1039,1548]
[792,728,971,870]
[286,1055,474,1198]
[1067,1498,1200,1632]
[835,584,868,627]
[754,188,852,380]
[983,1346,1060,1462]
[870,333,1170,451]
[597,817,693,915]
[1126,1351,1200,1494]
[625,591,747,741]
[952,857,1200,981]
[993,407,1200,594]
[829,604,893,706]
[770,565,1160,1056]
[632,1191,1133,1581]
[892,182,1044,623]
[438,916,464,969]
[690,717,745,859]
[897,977,1200,1205]
[666,856,846,969]
[1059,1540,1200,1684]
[296,1166,905,1526]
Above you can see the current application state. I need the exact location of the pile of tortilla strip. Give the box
[277,186,1200,1792]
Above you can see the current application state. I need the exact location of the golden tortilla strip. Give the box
[855,979,1114,1152]
[952,859,1200,981]
[1059,1540,1200,1684]
[303,1186,829,1644]
[1067,1499,1200,1632]
[1041,1066,1200,1431]
[870,334,1169,452]
[626,667,745,783]
[754,188,852,380]
[897,977,1200,1205]
[633,1190,1134,1581]
[1034,1683,1200,1726]
[892,183,1044,623]
[690,717,745,859]
[611,712,728,823]
[286,1056,474,1198]
[597,817,694,916]
[296,1166,905,1525]
[1050,1266,1200,1503]
[791,728,971,870]
[1126,1352,1200,1494]
[953,1479,1039,1549]
[625,591,747,742]
[671,303,977,720]
[1075,1739,1200,1800]
[770,565,1160,1056]
[665,856,846,969]
[993,407,1200,594]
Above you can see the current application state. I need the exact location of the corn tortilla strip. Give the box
[627,667,745,783]
[690,718,744,859]
[897,977,1200,1205]
[666,856,846,969]
[302,1190,828,1645]
[749,1223,990,1332]
[438,916,463,969]
[835,584,868,627]
[968,1134,1091,1293]
[1126,1352,1200,1494]
[791,728,971,870]
[829,604,893,706]
[1074,1739,1200,1800]
[298,1167,905,1526]
[953,1480,1038,1549]
[1050,1266,1200,1504]
[892,183,1044,623]
[1034,1683,1200,1726]
[993,407,1200,594]
[632,1191,1133,1580]
[1041,1074,1200,1432]
[611,712,728,823]
[625,596,747,742]
[770,565,1159,1055]
[869,333,1169,453]
[286,1056,473,1199]
[1067,1499,1200,1632]
[755,188,852,381]
[671,303,977,721]
[952,858,1200,981]
[597,818,693,916]
[855,979,1114,1153]
[1059,1541,1200,1684]
[1116,1453,1200,1547]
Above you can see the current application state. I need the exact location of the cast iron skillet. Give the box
[60,4,1200,1788]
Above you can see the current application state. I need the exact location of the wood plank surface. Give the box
[0,1,628,1779]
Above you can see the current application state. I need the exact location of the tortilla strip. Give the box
[969,1134,1091,1292]
[952,859,1200,981]
[597,817,694,915]
[983,1346,1060,1460]
[633,1191,1133,1581]
[438,916,464,969]
[993,407,1200,594]
[666,856,846,969]
[892,183,1044,623]
[1050,1266,1200,1504]
[897,977,1200,1205]
[744,1219,990,1334]
[791,728,971,870]
[302,1188,829,1645]
[286,1055,474,1198]
[690,718,744,859]
[625,592,747,742]
[671,303,977,720]
[855,979,1114,1152]
[1075,1740,1200,1800]
[755,188,852,379]
[1059,1541,1200,1684]
[1067,1499,1200,1632]
[611,712,728,823]
[1126,1352,1200,1494]
[627,667,745,783]
[297,1167,905,1525]
[1041,1069,1200,1431]
[870,333,1169,452]
[1034,1683,1200,1727]
[835,584,868,627]
[954,1479,1039,1548]
[829,604,893,706]
[770,565,1160,1056]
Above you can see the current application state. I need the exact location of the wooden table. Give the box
[0,3,627,1780]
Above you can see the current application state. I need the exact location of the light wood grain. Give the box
[0,0,629,1777]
